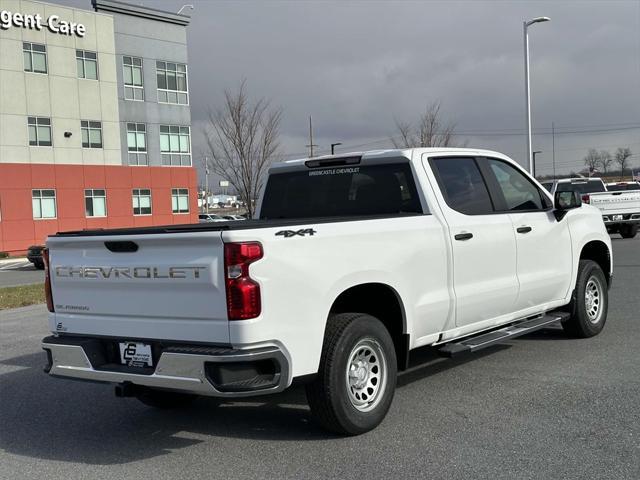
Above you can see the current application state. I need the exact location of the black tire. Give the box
[619,224,637,239]
[562,260,608,338]
[135,387,198,409]
[306,313,397,435]
[34,261,45,270]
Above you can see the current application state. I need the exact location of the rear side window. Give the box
[430,157,494,215]
[557,181,606,194]
[259,162,423,219]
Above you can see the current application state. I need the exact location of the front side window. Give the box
[127,123,148,165]
[487,159,546,211]
[171,188,190,213]
[160,125,191,166]
[85,189,106,217]
[123,56,144,101]
[32,189,56,219]
[81,121,103,148]
[430,157,494,215]
[28,117,52,146]
[76,50,98,80]
[23,42,47,74]
[132,189,152,215]
[156,61,188,104]
[260,161,423,220]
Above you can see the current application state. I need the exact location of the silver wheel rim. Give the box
[585,276,604,324]
[345,338,387,412]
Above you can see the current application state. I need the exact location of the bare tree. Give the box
[615,147,632,180]
[583,148,600,176]
[598,150,613,175]
[205,81,282,218]
[391,101,464,148]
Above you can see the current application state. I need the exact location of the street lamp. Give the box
[331,142,342,155]
[524,16,550,174]
[532,150,542,178]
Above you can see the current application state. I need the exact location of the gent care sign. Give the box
[0,10,86,37]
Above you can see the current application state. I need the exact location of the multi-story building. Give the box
[0,0,198,255]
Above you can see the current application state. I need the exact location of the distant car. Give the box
[221,215,246,221]
[27,245,45,270]
[606,181,640,192]
[198,214,226,223]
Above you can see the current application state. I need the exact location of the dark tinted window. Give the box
[488,159,545,211]
[260,162,423,219]
[431,157,494,215]
[607,183,640,191]
[557,180,606,194]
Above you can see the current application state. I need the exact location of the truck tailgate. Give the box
[589,191,640,214]
[46,231,229,344]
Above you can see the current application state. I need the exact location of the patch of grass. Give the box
[0,283,45,310]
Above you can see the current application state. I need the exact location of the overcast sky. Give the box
[56,0,640,180]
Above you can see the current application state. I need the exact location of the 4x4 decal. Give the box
[275,228,317,238]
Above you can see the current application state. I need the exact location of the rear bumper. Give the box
[602,213,640,225]
[42,336,290,398]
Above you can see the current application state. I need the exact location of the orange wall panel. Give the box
[0,164,198,254]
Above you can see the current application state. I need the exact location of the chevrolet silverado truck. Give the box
[542,177,640,238]
[42,148,612,435]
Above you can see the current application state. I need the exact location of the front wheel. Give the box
[562,260,608,338]
[619,224,637,239]
[306,313,397,435]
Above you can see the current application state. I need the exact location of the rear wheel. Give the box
[306,313,397,435]
[34,260,45,270]
[135,387,199,409]
[619,224,637,239]
[562,260,608,338]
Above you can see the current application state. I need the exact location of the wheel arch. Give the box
[579,240,612,286]
[329,282,410,371]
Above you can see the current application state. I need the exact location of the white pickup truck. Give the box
[43,148,612,435]
[542,178,640,238]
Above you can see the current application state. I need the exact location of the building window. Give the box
[160,125,191,166]
[156,61,188,105]
[23,42,47,74]
[85,189,107,217]
[132,189,152,215]
[81,121,103,148]
[32,189,56,219]
[28,117,52,146]
[127,123,148,165]
[123,56,144,101]
[171,188,190,214]
[76,50,98,80]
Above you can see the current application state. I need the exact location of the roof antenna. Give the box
[177,4,194,15]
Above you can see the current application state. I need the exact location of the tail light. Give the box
[581,194,590,204]
[43,247,54,312]
[224,242,263,320]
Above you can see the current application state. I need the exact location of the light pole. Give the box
[331,142,342,155]
[532,150,542,178]
[524,16,550,174]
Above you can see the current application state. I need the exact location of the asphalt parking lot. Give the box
[0,259,43,287]
[0,236,638,480]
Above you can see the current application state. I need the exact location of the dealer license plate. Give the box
[613,215,623,221]
[119,342,153,367]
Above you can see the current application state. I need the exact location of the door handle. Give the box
[454,232,474,241]
[516,226,533,234]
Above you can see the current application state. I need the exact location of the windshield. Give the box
[260,162,423,219]
[557,180,606,194]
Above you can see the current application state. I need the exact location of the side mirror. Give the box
[553,190,582,221]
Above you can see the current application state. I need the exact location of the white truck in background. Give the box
[542,177,640,238]
[42,148,612,435]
